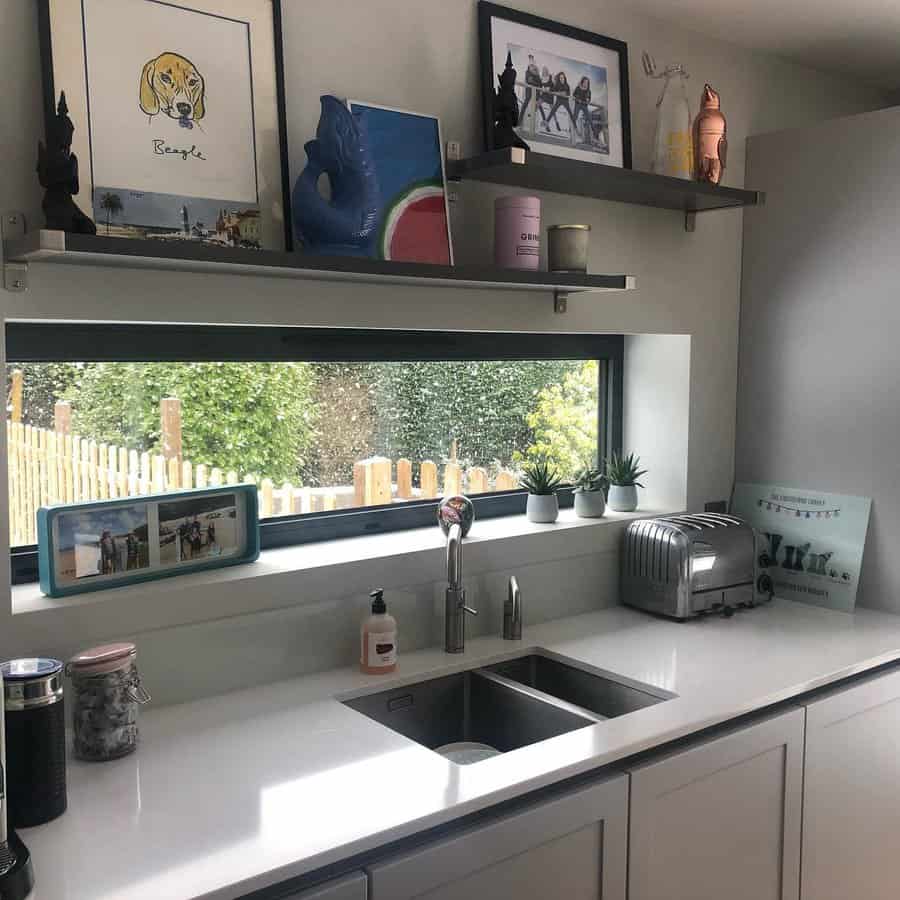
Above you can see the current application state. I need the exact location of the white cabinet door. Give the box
[628,708,804,900]
[366,774,627,900]
[284,871,367,900]
[802,666,900,900]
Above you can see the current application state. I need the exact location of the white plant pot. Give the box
[607,484,639,512]
[526,493,559,523]
[574,489,606,518]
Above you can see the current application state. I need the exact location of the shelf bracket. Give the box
[684,211,697,233]
[4,263,28,293]
[1,211,27,293]
[553,290,568,315]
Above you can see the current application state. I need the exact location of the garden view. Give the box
[5,360,600,545]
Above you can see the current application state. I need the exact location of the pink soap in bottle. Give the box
[360,589,397,675]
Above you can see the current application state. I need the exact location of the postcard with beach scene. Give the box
[53,503,151,584]
[158,493,239,566]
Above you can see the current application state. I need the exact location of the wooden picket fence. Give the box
[6,420,518,547]
[6,420,250,546]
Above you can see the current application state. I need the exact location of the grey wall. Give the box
[624,334,691,512]
[737,106,900,612]
[0,0,890,702]
[277,0,888,516]
[1,0,885,517]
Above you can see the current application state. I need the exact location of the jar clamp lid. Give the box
[66,642,137,676]
[67,642,151,704]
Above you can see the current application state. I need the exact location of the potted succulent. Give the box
[573,466,608,518]
[519,458,563,523]
[604,452,647,512]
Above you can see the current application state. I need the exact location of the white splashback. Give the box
[134,547,619,706]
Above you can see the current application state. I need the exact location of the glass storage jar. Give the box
[66,642,151,761]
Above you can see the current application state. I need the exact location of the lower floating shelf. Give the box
[3,231,635,310]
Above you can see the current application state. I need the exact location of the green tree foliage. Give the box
[302,363,377,487]
[7,358,598,489]
[514,360,599,481]
[369,360,579,473]
[6,363,83,429]
[65,362,316,482]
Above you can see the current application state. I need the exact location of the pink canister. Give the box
[494,196,541,270]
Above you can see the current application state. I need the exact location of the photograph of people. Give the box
[523,54,542,117]
[126,531,142,570]
[538,66,554,124]
[55,505,151,582]
[546,71,572,133]
[99,530,115,575]
[505,43,610,156]
[573,76,591,138]
[159,494,238,565]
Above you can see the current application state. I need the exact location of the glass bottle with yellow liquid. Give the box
[651,64,693,180]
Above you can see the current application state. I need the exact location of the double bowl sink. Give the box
[343,651,674,764]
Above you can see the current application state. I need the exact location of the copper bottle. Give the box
[693,83,727,184]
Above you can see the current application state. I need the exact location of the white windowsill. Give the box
[11,507,672,624]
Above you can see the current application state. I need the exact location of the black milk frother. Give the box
[0,670,35,899]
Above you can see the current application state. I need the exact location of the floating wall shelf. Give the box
[0,227,635,314]
[447,148,763,231]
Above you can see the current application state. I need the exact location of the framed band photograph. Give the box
[37,484,260,598]
[478,2,632,168]
[37,0,292,249]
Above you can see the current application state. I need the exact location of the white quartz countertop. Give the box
[23,599,900,900]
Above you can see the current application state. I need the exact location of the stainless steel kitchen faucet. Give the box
[437,496,477,653]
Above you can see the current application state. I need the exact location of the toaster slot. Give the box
[690,583,755,615]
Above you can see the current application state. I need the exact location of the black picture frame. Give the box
[36,0,293,251]
[271,1,295,252]
[478,1,632,169]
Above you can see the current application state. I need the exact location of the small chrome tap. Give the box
[503,576,522,640]
[437,496,476,653]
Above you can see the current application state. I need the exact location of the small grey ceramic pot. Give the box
[548,224,591,273]
[607,484,638,512]
[526,493,559,523]
[574,489,606,518]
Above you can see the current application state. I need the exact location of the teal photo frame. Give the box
[38,484,260,598]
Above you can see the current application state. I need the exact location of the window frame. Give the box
[6,324,623,583]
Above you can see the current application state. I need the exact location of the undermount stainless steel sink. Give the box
[342,651,674,763]
[343,668,594,755]
[485,653,670,720]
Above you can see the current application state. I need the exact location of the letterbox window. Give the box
[5,324,622,582]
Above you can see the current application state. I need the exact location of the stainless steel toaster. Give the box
[622,514,764,619]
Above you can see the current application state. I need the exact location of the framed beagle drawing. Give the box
[37,0,292,250]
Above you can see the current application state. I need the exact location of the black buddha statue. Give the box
[36,92,97,234]
[493,52,530,152]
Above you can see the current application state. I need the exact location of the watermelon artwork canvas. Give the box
[347,101,454,265]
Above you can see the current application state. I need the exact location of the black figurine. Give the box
[37,92,97,234]
[493,51,530,152]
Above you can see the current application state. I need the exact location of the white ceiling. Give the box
[629,0,900,89]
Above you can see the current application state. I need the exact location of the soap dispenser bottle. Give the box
[360,589,397,674]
